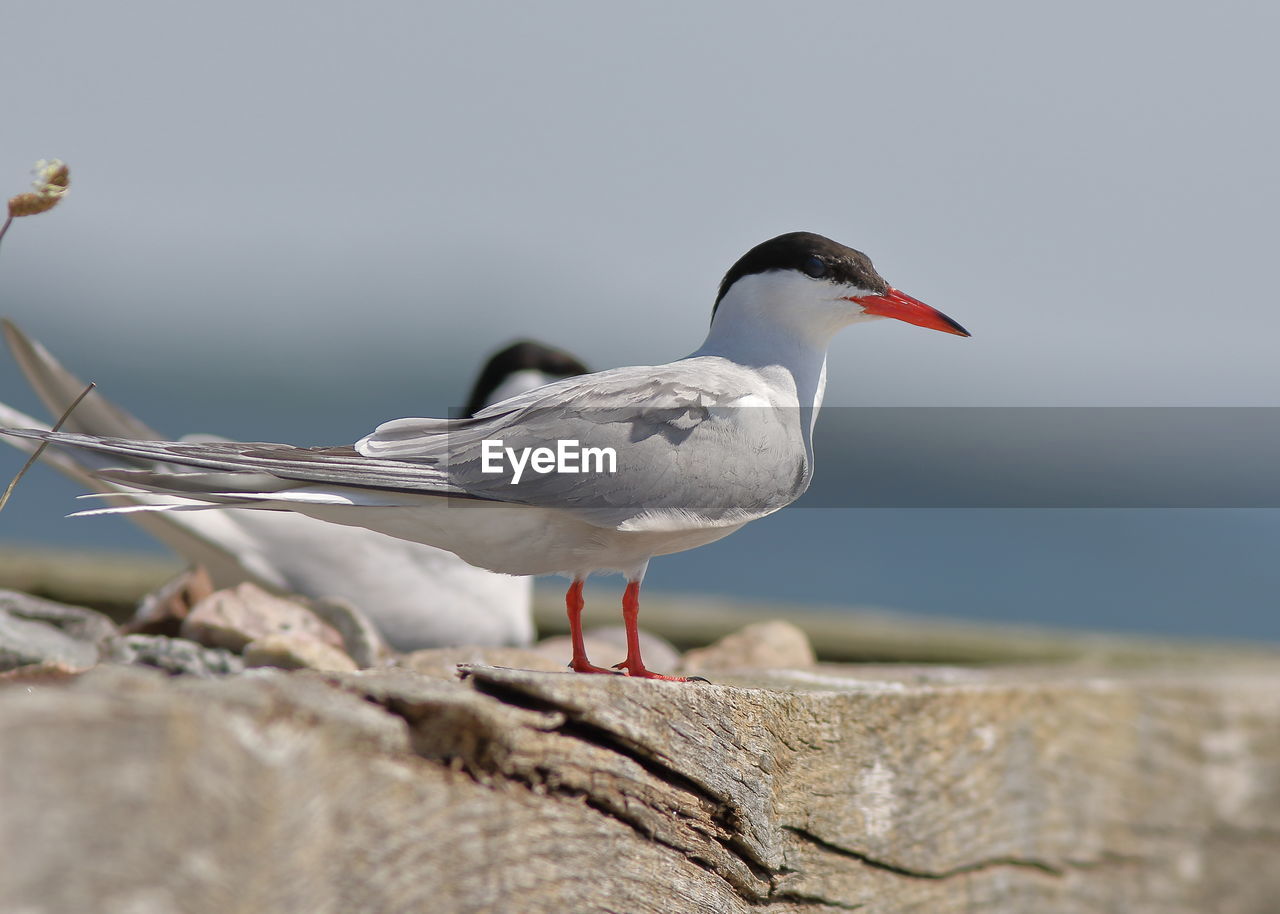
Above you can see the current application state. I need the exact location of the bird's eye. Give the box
[802,255,828,279]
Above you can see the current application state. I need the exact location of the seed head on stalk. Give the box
[1,159,71,250]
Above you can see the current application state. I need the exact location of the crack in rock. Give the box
[320,667,1159,911]
[333,669,774,900]
[468,675,776,899]
[768,891,866,911]
[782,825,1148,881]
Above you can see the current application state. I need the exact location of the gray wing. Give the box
[2,357,812,530]
[0,431,468,498]
[359,357,813,527]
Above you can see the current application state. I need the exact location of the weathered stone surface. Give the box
[0,612,97,672]
[2,660,1279,913]
[0,590,117,672]
[110,633,245,677]
[244,634,358,672]
[179,582,345,653]
[307,595,388,668]
[0,661,84,683]
[399,645,565,680]
[680,620,816,674]
[0,589,118,644]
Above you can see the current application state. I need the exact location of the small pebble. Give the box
[111,634,245,677]
[0,590,117,672]
[680,620,816,674]
[180,583,345,653]
[244,635,359,672]
[127,566,215,637]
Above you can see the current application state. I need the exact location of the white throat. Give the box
[690,271,874,412]
[688,271,875,462]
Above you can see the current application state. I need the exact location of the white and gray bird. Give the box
[0,324,588,650]
[2,232,969,680]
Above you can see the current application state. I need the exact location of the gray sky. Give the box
[3,1,1280,638]
[2,0,1277,415]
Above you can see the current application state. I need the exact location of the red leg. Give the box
[612,580,688,681]
[565,579,616,674]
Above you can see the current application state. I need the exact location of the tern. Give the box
[0,324,587,650]
[2,232,969,680]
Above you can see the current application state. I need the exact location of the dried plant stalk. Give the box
[0,159,71,249]
[7,159,70,218]
[0,382,97,515]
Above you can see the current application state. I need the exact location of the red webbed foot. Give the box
[612,659,708,682]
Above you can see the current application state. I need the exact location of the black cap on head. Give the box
[464,340,590,416]
[713,232,890,316]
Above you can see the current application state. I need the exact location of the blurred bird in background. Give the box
[0,321,588,650]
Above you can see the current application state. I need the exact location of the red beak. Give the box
[850,288,970,337]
